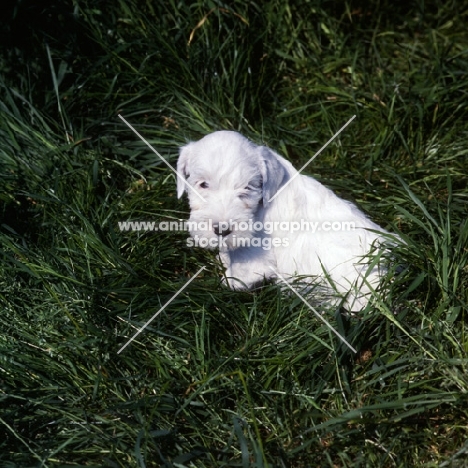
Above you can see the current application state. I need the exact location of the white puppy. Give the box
[177,131,389,310]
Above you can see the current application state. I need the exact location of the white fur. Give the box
[177,130,389,310]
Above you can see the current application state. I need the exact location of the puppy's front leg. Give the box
[218,250,232,276]
[217,249,238,289]
[220,245,276,290]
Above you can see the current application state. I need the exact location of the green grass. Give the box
[1,0,468,466]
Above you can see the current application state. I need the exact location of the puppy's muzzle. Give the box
[213,223,232,237]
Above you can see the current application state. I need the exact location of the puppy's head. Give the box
[177,131,287,250]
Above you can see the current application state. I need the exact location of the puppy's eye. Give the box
[243,184,260,192]
[199,182,209,189]
[239,187,253,199]
[246,180,262,191]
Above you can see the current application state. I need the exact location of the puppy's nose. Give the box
[213,224,232,237]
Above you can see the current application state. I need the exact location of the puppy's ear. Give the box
[177,142,193,198]
[258,147,288,205]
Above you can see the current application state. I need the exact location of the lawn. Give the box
[1,0,468,466]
